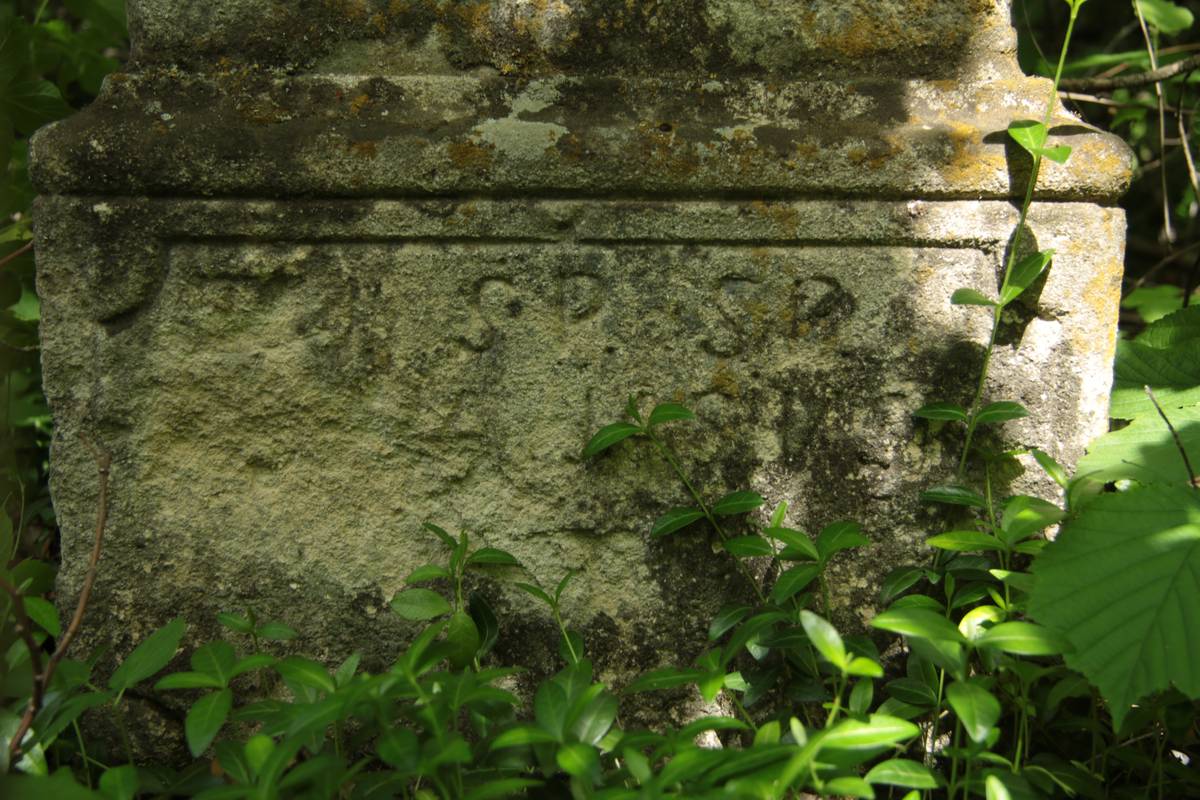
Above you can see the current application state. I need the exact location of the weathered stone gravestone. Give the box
[33,0,1128,702]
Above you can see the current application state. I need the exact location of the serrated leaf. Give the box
[946,680,1001,744]
[583,422,642,457]
[866,758,940,789]
[185,689,232,757]
[914,402,969,422]
[466,548,521,567]
[712,490,765,516]
[872,607,966,644]
[974,401,1029,425]
[927,530,1005,552]
[770,563,821,604]
[647,402,695,426]
[1030,484,1200,728]
[651,507,704,538]
[108,618,186,692]
[1110,309,1200,418]
[1074,404,1200,487]
[1000,250,1054,306]
[390,588,452,621]
[920,485,986,508]
[951,288,997,307]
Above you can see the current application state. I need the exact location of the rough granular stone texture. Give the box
[33,0,1129,726]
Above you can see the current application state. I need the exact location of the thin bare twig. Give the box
[1060,54,1200,92]
[0,241,33,271]
[7,440,112,762]
[1145,386,1199,490]
[1132,240,1200,289]
[1134,4,1175,243]
[1175,70,1200,203]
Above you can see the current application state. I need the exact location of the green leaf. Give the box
[1041,144,1072,164]
[1032,449,1069,489]
[880,566,924,604]
[405,564,451,583]
[444,611,481,670]
[390,588,452,621]
[712,490,765,516]
[708,604,752,640]
[466,548,521,567]
[1008,119,1048,157]
[723,535,773,557]
[647,402,695,426]
[216,612,253,635]
[191,641,237,686]
[821,715,920,751]
[872,608,966,644]
[920,485,986,508]
[231,654,276,679]
[154,671,224,691]
[977,621,1069,656]
[769,500,788,528]
[583,422,642,457]
[1000,250,1054,307]
[254,622,297,641]
[491,725,558,748]
[108,618,186,692]
[865,759,940,789]
[823,776,874,798]
[764,526,819,561]
[275,657,336,694]
[800,610,847,670]
[22,597,60,637]
[1110,308,1200,418]
[556,742,598,778]
[1000,495,1064,546]
[846,657,884,678]
[770,563,821,604]
[1073,404,1200,487]
[986,774,1012,800]
[514,582,552,606]
[946,680,1001,744]
[554,569,576,603]
[927,531,1005,552]
[816,521,868,562]
[974,401,1030,425]
[1029,484,1200,727]
[464,779,544,800]
[950,288,997,307]
[1138,0,1194,34]
[651,507,705,538]
[914,402,968,422]
[99,765,138,800]
[244,733,275,776]
[423,522,458,548]
[626,667,704,693]
[186,689,233,757]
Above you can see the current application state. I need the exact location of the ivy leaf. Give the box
[1030,484,1200,728]
[583,422,642,457]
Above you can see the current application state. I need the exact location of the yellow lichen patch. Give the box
[749,202,801,238]
[447,141,494,170]
[711,360,741,398]
[1074,259,1123,358]
[937,121,1000,187]
[349,94,372,116]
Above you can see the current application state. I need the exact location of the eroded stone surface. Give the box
[33,0,1128,724]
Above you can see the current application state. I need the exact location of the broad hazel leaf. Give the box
[583,422,642,457]
[950,288,997,307]
[913,402,969,423]
[647,402,696,427]
[1030,484,1200,728]
[974,401,1030,425]
[712,490,765,516]
[651,507,705,538]
[108,618,187,692]
[1000,250,1053,307]
[1073,405,1200,487]
[1007,120,1048,157]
